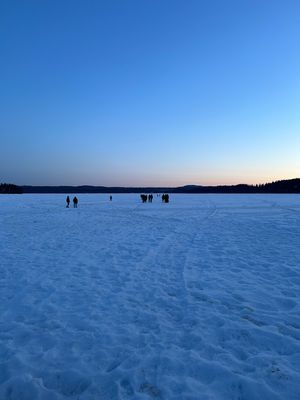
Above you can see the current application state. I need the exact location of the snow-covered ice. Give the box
[0,194,300,399]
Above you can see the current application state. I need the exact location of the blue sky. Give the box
[1,0,299,186]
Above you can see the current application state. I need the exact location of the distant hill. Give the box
[21,178,300,194]
[0,183,23,194]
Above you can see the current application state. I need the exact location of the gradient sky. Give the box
[1,0,300,186]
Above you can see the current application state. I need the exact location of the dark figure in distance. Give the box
[66,196,70,208]
[162,194,169,203]
[73,196,78,208]
[110,195,112,201]
[140,194,147,203]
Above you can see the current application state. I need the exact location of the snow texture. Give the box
[0,194,300,399]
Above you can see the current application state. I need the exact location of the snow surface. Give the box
[1,194,300,400]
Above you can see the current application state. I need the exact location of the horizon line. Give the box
[18,177,300,188]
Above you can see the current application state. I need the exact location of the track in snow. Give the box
[0,194,300,400]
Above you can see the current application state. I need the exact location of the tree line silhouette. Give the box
[1,179,300,194]
[0,183,23,194]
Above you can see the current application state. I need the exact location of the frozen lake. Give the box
[1,194,300,399]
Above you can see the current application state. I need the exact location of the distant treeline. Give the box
[173,179,300,194]
[21,178,300,194]
[0,183,23,194]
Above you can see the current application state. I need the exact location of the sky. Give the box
[0,0,300,186]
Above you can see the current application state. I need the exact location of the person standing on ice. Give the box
[73,196,78,208]
[66,196,70,208]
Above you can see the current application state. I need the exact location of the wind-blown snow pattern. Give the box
[0,194,300,400]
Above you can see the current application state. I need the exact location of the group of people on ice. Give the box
[66,193,170,208]
[66,196,78,208]
[140,193,169,203]
[140,194,153,203]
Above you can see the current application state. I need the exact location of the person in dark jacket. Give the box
[66,196,70,208]
[73,196,78,208]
